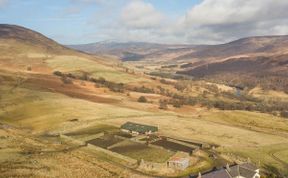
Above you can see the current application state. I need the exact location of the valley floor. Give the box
[0,70,288,177]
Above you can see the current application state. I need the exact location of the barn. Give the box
[120,122,158,135]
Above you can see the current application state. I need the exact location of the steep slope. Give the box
[0,24,146,83]
[179,54,288,91]
[0,24,72,55]
[176,35,288,61]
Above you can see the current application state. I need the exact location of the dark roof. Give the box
[194,163,259,178]
[121,122,158,133]
[227,165,239,177]
[239,167,257,178]
[227,164,257,178]
[240,163,258,171]
[201,169,230,178]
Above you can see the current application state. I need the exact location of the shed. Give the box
[120,122,158,135]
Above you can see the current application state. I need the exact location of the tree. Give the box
[27,66,32,71]
[138,96,147,103]
[61,76,73,84]
[280,111,288,118]
[159,100,168,110]
[53,71,63,76]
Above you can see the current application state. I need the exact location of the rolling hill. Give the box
[177,36,288,91]
[1,24,288,177]
[68,41,194,62]
[0,24,148,83]
[175,35,288,61]
[70,35,288,91]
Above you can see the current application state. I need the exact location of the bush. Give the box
[280,111,288,118]
[159,100,168,110]
[133,86,154,93]
[53,71,63,76]
[61,76,73,84]
[138,96,148,103]
[78,73,89,81]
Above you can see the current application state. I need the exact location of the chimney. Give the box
[247,157,251,163]
[226,163,230,172]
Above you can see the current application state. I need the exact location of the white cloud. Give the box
[177,0,288,44]
[66,0,288,44]
[121,1,164,29]
[184,0,288,26]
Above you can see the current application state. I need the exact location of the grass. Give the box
[66,125,118,136]
[0,81,155,133]
[111,140,175,163]
[249,87,288,102]
[200,110,288,135]
[218,143,288,174]
[1,70,288,175]
[273,150,288,164]
[47,55,147,83]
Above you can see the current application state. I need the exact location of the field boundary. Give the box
[87,143,138,165]
[60,134,138,165]
[60,134,86,146]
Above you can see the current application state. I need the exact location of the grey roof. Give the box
[239,167,257,178]
[121,122,158,133]
[198,163,258,178]
[227,164,257,178]
[201,169,231,178]
[240,163,258,171]
[227,165,239,177]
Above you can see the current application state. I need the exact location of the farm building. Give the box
[194,163,260,178]
[167,157,190,170]
[120,122,158,135]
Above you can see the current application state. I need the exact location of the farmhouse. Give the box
[120,122,158,135]
[195,163,260,178]
[167,157,190,170]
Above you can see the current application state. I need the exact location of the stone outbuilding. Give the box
[167,157,190,170]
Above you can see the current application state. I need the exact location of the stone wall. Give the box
[60,134,86,146]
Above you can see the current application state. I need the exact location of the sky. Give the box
[1,0,288,45]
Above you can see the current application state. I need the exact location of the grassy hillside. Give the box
[1,25,288,176]
[0,24,148,84]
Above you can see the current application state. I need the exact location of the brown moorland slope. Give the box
[176,35,288,61]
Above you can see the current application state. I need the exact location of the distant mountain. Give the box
[68,41,193,61]
[69,35,288,64]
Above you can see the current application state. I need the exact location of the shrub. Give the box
[133,86,154,93]
[53,71,63,76]
[78,73,89,81]
[159,100,168,110]
[280,111,288,118]
[61,76,73,84]
[138,96,148,103]
[67,73,76,79]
